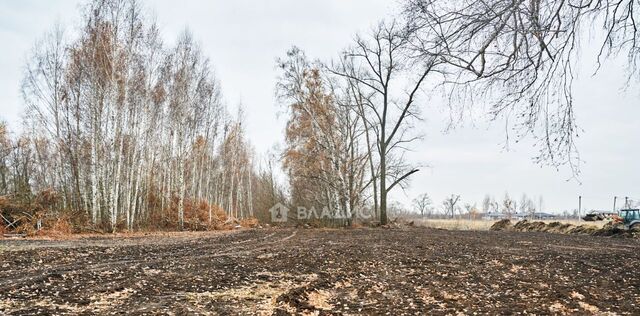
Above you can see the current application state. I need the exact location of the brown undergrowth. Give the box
[1,191,259,238]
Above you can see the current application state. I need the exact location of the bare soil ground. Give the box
[1,227,639,315]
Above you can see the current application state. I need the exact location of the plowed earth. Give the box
[1,228,639,315]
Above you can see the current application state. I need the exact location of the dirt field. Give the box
[1,228,639,315]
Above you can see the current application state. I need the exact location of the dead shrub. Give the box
[209,205,230,230]
[144,199,232,231]
[183,200,203,224]
[15,220,36,236]
[38,215,74,237]
[35,188,59,210]
[51,216,73,235]
[0,188,63,235]
[240,217,259,228]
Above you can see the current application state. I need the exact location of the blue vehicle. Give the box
[618,209,640,230]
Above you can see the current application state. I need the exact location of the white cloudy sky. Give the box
[1,0,638,213]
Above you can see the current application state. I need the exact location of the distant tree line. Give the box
[404,192,545,220]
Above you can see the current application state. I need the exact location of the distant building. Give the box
[529,212,557,220]
[482,213,508,220]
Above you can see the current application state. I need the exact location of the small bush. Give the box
[51,216,73,235]
[240,217,259,228]
[15,220,36,236]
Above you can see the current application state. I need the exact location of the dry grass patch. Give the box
[416,219,495,231]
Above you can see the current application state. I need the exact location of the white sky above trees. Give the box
[1,0,638,214]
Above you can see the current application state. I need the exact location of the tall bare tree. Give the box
[330,20,442,225]
[443,194,461,218]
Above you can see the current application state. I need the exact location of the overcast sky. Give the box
[1,0,638,213]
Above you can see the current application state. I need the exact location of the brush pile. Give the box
[490,219,639,238]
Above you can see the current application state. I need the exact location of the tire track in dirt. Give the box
[0,229,297,292]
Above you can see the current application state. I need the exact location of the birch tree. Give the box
[277,47,369,225]
[15,0,257,232]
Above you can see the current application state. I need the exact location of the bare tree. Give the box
[519,194,529,214]
[412,193,432,217]
[252,150,288,222]
[502,193,515,219]
[442,194,461,218]
[276,47,369,226]
[464,203,479,219]
[482,194,494,213]
[330,20,442,225]
[0,122,13,196]
[519,193,537,218]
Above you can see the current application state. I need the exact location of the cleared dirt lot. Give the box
[1,228,639,315]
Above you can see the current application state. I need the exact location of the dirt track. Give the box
[1,228,639,315]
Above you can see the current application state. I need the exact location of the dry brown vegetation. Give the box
[415,219,496,231]
[0,192,261,237]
